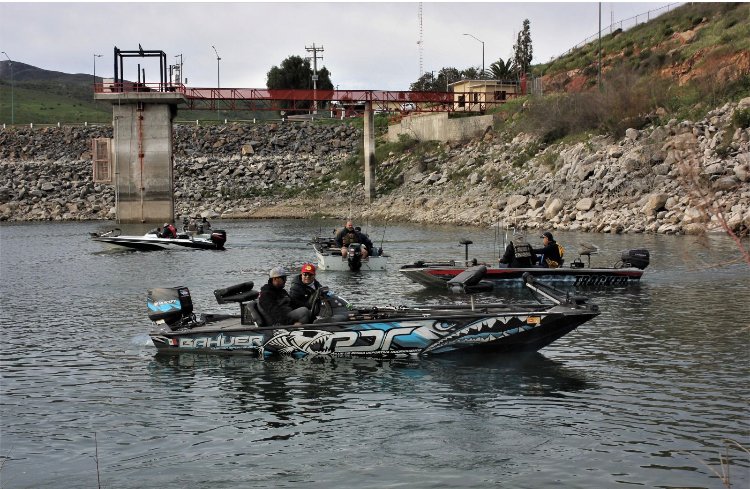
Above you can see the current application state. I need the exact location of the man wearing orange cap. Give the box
[290,263,323,310]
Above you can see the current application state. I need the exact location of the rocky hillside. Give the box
[1,98,748,236]
[366,99,749,235]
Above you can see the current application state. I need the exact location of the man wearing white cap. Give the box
[258,267,311,325]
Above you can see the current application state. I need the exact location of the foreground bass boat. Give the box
[91,227,227,251]
[311,236,388,271]
[146,267,600,358]
[400,243,649,289]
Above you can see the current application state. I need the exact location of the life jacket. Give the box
[342,231,358,247]
[513,243,536,267]
[545,243,565,268]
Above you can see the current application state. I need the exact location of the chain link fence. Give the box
[556,3,681,60]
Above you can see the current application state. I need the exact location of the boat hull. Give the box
[400,264,643,288]
[92,233,223,251]
[315,249,388,271]
[149,305,598,358]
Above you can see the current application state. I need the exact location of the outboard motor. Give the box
[621,249,650,270]
[347,243,363,271]
[147,287,193,329]
[210,230,227,250]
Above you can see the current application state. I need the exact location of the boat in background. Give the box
[146,266,600,358]
[91,227,227,251]
[312,235,388,271]
[400,240,649,289]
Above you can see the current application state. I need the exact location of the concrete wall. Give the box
[387,112,493,143]
[112,103,174,223]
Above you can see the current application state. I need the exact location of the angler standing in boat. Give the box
[258,267,311,325]
[289,263,323,309]
[534,231,564,268]
[334,221,372,259]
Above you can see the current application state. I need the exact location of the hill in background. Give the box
[1,2,748,127]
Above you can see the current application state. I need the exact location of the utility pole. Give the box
[598,2,602,91]
[174,53,183,85]
[93,54,102,95]
[305,43,323,114]
[2,52,13,125]
[211,45,221,121]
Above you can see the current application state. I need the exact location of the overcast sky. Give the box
[2,1,676,90]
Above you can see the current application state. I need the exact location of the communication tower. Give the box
[417,2,423,77]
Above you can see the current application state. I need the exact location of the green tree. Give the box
[513,19,533,77]
[437,67,462,91]
[411,67,464,92]
[266,55,334,112]
[489,57,515,80]
[410,72,439,92]
[461,67,482,80]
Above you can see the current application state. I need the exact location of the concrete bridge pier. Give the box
[363,102,376,203]
[95,92,186,223]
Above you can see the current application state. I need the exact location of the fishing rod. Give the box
[379,221,388,254]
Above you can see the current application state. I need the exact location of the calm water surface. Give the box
[1,220,748,488]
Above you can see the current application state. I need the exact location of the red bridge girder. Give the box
[94,83,516,113]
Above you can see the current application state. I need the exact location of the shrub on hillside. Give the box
[733,108,750,129]
[513,66,672,141]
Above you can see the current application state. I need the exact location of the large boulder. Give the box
[642,193,669,217]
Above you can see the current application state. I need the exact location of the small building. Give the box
[449,79,522,112]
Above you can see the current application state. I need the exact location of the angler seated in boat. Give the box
[258,267,312,325]
[209,279,349,329]
[533,231,565,268]
[334,221,373,259]
[153,222,177,239]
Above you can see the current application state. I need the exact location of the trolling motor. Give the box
[347,243,363,271]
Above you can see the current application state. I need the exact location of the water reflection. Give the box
[150,351,592,422]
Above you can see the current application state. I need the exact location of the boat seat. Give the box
[214,281,258,304]
[447,265,494,294]
[243,300,269,327]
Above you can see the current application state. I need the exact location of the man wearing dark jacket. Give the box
[258,267,311,325]
[533,231,563,268]
[289,263,322,309]
[334,221,372,258]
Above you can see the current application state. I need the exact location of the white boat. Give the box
[91,228,227,251]
[311,236,388,271]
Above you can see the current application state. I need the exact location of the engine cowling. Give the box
[147,287,193,327]
[621,249,650,270]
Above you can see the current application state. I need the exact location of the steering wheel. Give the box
[309,287,332,319]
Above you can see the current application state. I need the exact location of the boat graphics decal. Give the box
[175,333,265,350]
[421,315,542,354]
[147,299,182,313]
[573,274,631,286]
[157,313,553,357]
